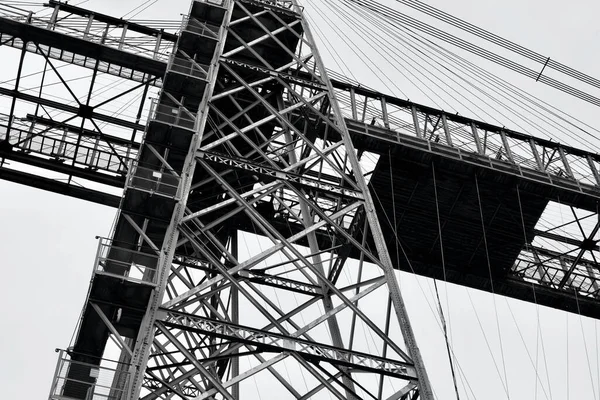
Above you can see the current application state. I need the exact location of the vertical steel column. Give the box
[231,231,240,400]
[6,45,27,140]
[119,24,128,50]
[350,87,358,120]
[47,5,59,29]
[381,97,390,129]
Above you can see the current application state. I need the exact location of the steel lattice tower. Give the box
[46,0,433,398]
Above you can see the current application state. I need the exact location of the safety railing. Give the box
[0,3,174,84]
[194,0,228,7]
[152,102,197,130]
[326,85,600,196]
[2,118,133,175]
[169,56,210,81]
[0,4,32,21]
[0,32,156,84]
[126,161,181,200]
[48,350,131,400]
[243,0,296,11]
[511,247,600,299]
[182,16,220,39]
[93,237,159,286]
[0,5,173,61]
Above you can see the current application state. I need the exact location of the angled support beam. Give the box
[588,155,600,186]
[559,147,574,179]
[499,129,514,163]
[90,303,133,357]
[156,321,236,400]
[290,3,434,397]
[471,123,483,155]
[386,383,418,400]
[0,88,146,131]
[558,219,600,288]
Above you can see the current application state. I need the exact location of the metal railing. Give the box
[182,16,220,38]
[1,117,133,175]
[328,85,600,196]
[0,6,172,61]
[126,161,181,199]
[194,0,228,7]
[94,237,159,285]
[243,0,295,11]
[48,350,131,400]
[0,4,173,85]
[0,32,157,84]
[511,247,600,298]
[152,102,197,130]
[169,56,210,81]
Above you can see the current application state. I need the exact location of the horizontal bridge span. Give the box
[0,166,121,207]
[6,112,597,206]
[0,1,173,85]
[1,10,598,198]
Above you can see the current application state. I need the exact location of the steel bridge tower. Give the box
[41,0,432,398]
[0,0,599,399]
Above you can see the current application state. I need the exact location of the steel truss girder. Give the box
[198,150,363,199]
[167,255,324,299]
[160,311,417,379]
[0,0,173,84]
[336,91,600,197]
[44,0,178,43]
[0,87,146,131]
[0,166,121,206]
[512,235,600,297]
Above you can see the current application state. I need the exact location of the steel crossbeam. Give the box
[513,242,600,297]
[198,150,364,199]
[161,311,417,379]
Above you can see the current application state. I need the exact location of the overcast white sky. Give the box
[1,0,600,399]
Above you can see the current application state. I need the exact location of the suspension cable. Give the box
[432,162,461,400]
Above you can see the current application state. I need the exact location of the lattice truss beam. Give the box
[332,88,600,193]
[512,204,600,298]
[0,1,174,202]
[125,0,431,398]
